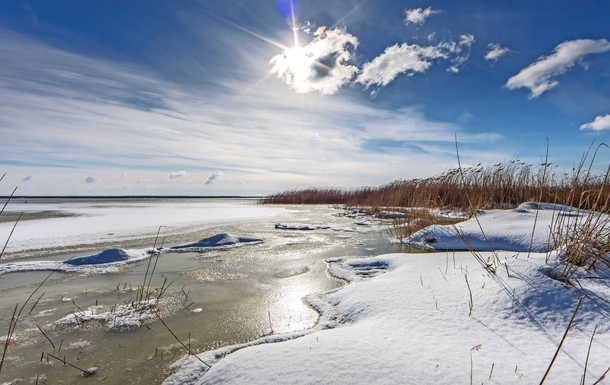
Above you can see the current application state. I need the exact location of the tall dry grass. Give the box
[262,159,610,215]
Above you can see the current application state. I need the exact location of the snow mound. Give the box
[0,248,149,275]
[406,202,583,252]
[66,248,148,265]
[170,233,263,250]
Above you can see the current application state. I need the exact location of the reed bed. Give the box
[262,159,610,215]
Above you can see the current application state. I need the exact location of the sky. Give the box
[1,0,610,196]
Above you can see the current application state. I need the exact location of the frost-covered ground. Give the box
[166,203,610,384]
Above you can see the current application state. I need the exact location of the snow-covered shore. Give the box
[166,203,610,384]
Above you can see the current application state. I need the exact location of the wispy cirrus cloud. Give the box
[269,27,358,95]
[580,114,610,131]
[506,39,610,98]
[404,7,440,26]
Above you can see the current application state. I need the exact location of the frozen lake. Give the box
[0,198,409,384]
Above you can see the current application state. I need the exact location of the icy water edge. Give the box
[0,198,416,384]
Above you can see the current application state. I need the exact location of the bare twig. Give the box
[582,325,598,385]
[36,325,56,350]
[44,352,96,376]
[155,313,210,368]
[0,212,22,259]
[540,296,584,384]
[464,273,473,317]
[592,365,610,385]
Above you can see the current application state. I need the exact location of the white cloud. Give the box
[440,34,475,73]
[168,171,186,179]
[85,176,98,183]
[580,114,610,131]
[136,179,153,184]
[356,44,447,87]
[205,171,223,185]
[270,27,359,95]
[485,43,510,64]
[22,176,32,182]
[118,172,126,178]
[506,39,610,98]
[238,181,246,185]
[404,7,440,26]
[356,35,474,87]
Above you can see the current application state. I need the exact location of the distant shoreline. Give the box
[1,195,265,199]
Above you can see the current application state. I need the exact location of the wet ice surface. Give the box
[0,199,409,384]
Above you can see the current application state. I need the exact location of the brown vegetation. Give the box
[262,159,610,215]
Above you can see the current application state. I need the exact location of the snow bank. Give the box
[275,223,331,230]
[165,252,610,384]
[169,233,263,251]
[407,202,588,252]
[0,248,149,275]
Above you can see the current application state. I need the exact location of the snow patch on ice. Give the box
[169,233,263,251]
[54,300,161,330]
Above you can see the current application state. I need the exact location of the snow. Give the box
[65,248,149,265]
[54,300,160,330]
[0,248,149,275]
[407,202,587,252]
[170,233,263,251]
[0,200,289,254]
[165,202,610,384]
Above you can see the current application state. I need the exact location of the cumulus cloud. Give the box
[580,114,610,131]
[506,39,610,98]
[205,170,223,185]
[356,35,474,87]
[404,7,440,25]
[22,176,32,182]
[485,43,510,64]
[356,44,447,87]
[168,171,186,179]
[85,176,98,183]
[270,27,359,95]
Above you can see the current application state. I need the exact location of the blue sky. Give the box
[1,0,609,195]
